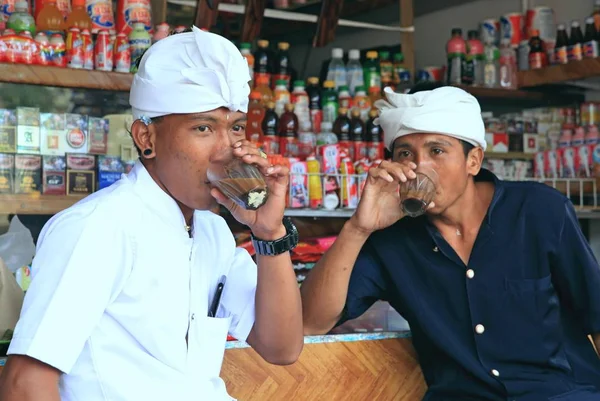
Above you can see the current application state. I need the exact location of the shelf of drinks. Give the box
[517,57,600,88]
[0,63,133,92]
[485,152,535,160]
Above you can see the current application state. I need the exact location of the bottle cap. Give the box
[307,77,320,85]
[276,79,287,86]
[323,80,335,89]
[339,85,349,92]
[249,91,262,100]
[394,53,404,62]
[257,39,269,48]
[285,103,295,112]
[266,101,276,109]
[349,49,360,60]
[332,48,344,58]
[293,80,305,87]
[240,42,252,49]
[338,107,348,115]
[351,108,361,118]
[451,28,463,35]
[278,42,290,50]
[15,1,27,9]
[366,51,378,59]
[380,51,390,59]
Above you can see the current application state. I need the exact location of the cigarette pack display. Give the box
[0,154,15,194]
[14,154,42,194]
[0,110,17,153]
[40,113,66,156]
[66,154,96,195]
[88,117,109,155]
[16,108,40,154]
[64,114,89,154]
[289,160,308,208]
[98,156,124,190]
[43,155,67,195]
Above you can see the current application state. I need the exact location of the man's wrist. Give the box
[345,217,373,240]
[251,225,287,241]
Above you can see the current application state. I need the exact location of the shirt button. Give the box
[475,324,485,334]
[433,246,439,252]
[491,369,500,377]
[191,313,195,321]
[466,269,475,279]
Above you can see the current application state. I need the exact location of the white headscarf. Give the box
[374,86,487,151]
[129,26,251,121]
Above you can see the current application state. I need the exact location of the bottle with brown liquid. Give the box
[261,101,279,155]
[584,17,599,58]
[279,103,299,158]
[528,29,548,69]
[333,107,352,159]
[306,76,322,133]
[254,40,272,87]
[349,108,366,162]
[247,91,265,144]
[366,109,383,161]
[569,20,584,61]
[273,42,292,90]
[555,23,569,64]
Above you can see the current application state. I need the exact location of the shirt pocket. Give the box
[193,316,232,379]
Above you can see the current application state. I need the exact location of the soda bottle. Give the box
[569,20,584,61]
[272,41,292,90]
[349,108,366,162]
[499,39,517,89]
[279,103,299,158]
[114,32,130,73]
[346,49,364,96]
[554,23,569,64]
[306,77,322,134]
[338,85,352,111]
[326,48,347,90]
[129,22,151,72]
[273,79,290,117]
[321,80,338,125]
[291,80,311,133]
[34,32,52,65]
[447,28,466,85]
[366,109,383,161]
[65,0,92,31]
[81,29,94,70]
[333,107,352,158]
[392,51,410,88]
[240,42,254,87]
[353,86,371,122]
[50,33,66,67]
[247,91,264,144]
[363,51,381,90]
[116,0,152,36]
[261,101,279,155]
[379,51,393,88]
[584,17,599,58]
[369,86,382,106]
[529,29,548,70]
[467,30,484,86]
[316,121,337,146]
[254,40,272,87]
[6,1,35,35]
[483,43,499,88]
[36,0,65,34]
[254,75,273,107]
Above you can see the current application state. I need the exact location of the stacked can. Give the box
[114,33,130,73]
[94,30,113,71]
[500,13,523,48]
[81,29,94,70]
[66,27,84,69]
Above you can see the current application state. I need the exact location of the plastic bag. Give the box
[0,216,35,273]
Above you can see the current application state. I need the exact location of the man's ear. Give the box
[131,120,156,159]
[467,147,484,176]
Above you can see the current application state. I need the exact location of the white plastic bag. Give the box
[0,216,36,273]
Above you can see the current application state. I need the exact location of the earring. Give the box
[140,115,152,126]
[142,148,153,157]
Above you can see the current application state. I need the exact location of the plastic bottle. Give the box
[261,102,279,155]
[34,0,69,20]
[554,23,569,64]
[65,0,92,30]
[483,43,499,88]
[369,86,382,106]
[349,108,366,162]
[254,75,273,106]
[306,156,323,209]
[366,109,383,161]
[584,17,599,58]
[86,0,116,34]
[273,41,292,90]
[116,0,152,35]
[346,49,364,96]
[467,30,484,86]
[326,48,347,90]
[306,77,322,134]
[6,1,35,35]
[291,80,311,133]
[279,103,299,158]
[392,51,410,88]
[333,107,352,158]
[363,51,381,90]
[128,22,151,72]
[528,29,548,70]
[254,39,272,86]
[247,91,264,144]
[316,121,337,146]
[499,39,517,89]
[569,20,584,61]
[447,28,466,85]
[379,51,393,88]
[274,79,290,117]
[240,42,254,87]
[353,86,371,122]
[321,80,338,125]
[338,85,352,111]
[36,0,65,34]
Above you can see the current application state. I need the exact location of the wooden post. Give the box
[313,0,344,47]
[399,0,415,77]
[194,0,221,30]
[150,0,167,27]
[241,0,267,43]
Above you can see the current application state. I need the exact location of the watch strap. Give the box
[252,218,299,256]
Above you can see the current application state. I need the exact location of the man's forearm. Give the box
[300,219,370,335]
[0,356,61,401]
[251,250,303,365]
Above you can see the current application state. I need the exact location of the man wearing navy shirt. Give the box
[301,84,600,401]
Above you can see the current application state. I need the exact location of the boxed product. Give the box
[0,109,17,153]
[289,159,308,208]
[66,154,96,195]
[98,156,124,190]
[40,113,66,156]
[14,154,42,194]
[42,155,67,195]
[88,117,109,154]
[64,114,89,154]
[16,107,40,154]
[0,153,15,194]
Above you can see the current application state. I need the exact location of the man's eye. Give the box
[432,148,444,155]
[397,151,411,158]
[195,125,210,133]
[232,125,246,132]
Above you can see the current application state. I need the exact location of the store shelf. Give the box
[517,57,600,88]
[0,63,133,92]
[285,208,355,218]
[452,84,584,106]
[0,194,85,215]
[485,152,535,160]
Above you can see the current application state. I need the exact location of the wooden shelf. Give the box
[452,84,584,106]
[518,57,600,88]
[485,152,535,160]
[0,63,133,92]
[0,194,85,215]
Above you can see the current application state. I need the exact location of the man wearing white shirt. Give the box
[0,27,303,401]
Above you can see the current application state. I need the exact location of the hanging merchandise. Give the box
[86,0,116,34]
[116,0,153,35]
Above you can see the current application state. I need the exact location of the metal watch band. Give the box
[251,218,299,256]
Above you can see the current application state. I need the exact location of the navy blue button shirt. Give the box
[341,169,600,401]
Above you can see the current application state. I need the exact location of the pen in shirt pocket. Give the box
[208,275,226,317]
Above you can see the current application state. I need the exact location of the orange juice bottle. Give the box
[255,75,273,107]
[240,42,254,87]
[65,0,93,30]
[36,0,66,33]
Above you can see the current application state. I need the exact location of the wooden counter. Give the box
[222,332,427,400]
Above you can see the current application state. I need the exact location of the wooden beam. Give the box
[150,0,167,26]
[313,0,344,47]
[194,0,221,30]
[399,0,415,76]
[240,0,267,43]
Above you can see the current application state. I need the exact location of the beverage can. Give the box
[86,0,116,34]
[34,32,51,65]
[81,28,94,70]
[116,0,152,35]
[49,33,66,67]
[525,7,555,41]
[500,12,523,48]
[480,18,499,45]
[66,27,84,69]
[113,32,130,73]
[94,29,112,71]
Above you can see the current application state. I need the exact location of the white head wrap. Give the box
[374,86,487,151]
[129,26,251,121]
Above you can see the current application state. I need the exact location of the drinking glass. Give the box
[399,167,438,217]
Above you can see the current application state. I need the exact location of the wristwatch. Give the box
[251,217,299,256]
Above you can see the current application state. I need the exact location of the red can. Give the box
[113,33,131,73]
[500,12,523,48]
[94,30,113,71]
[81,29,94,70]
[66,27,84,69]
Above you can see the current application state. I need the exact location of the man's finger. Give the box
[211,188,237,211]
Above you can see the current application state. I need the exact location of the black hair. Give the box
[406,82,475,157]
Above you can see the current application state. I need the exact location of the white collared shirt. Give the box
[8,161,257,401]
